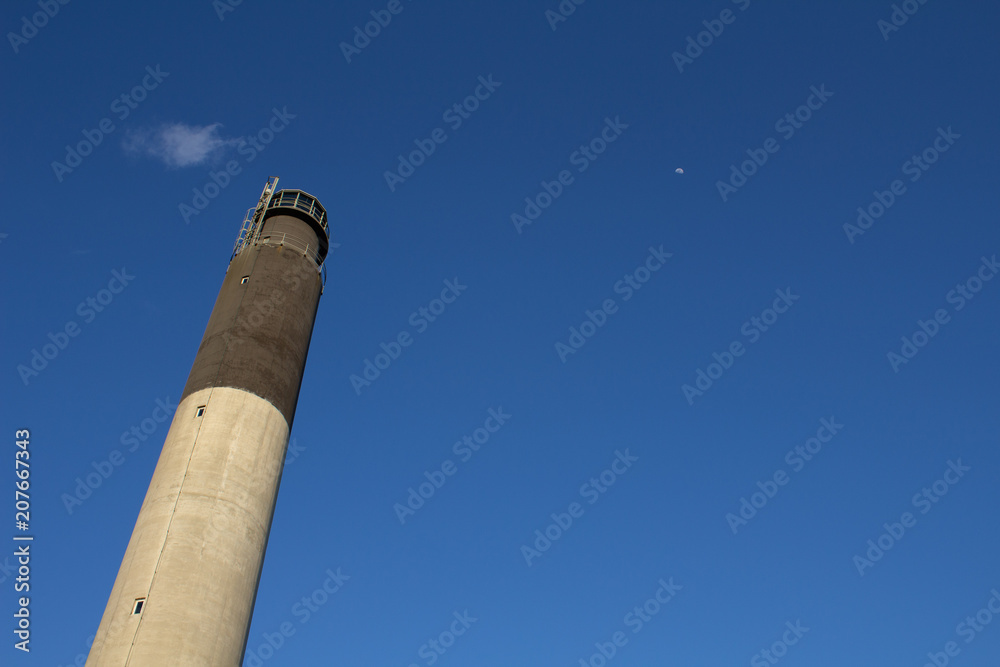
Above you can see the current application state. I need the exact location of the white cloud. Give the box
[124,122,238,168]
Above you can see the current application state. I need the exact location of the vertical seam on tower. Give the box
[236,407,289,667]
[124,245,263,666]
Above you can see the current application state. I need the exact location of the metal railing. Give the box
[257,232,321,264]
[257,232,328,289]
[233,177,279,259]
[232,180,329,261]
[267,190,328,232]
[227,180,331,291]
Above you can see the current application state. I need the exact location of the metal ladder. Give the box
[232,176,279,259]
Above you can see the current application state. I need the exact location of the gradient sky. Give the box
[3,1,1000,665]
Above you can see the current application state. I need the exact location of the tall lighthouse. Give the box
[87,178,330,666]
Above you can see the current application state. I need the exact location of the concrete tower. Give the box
[87,178,330,666]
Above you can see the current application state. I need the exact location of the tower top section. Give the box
[232,177,331,265]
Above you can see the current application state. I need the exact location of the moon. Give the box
[675,168,684,174]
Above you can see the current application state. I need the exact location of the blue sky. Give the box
[3,0,1000,665]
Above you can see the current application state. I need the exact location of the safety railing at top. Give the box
[256,232,328,289]
[267,190,328,235]
[233,186,329,261]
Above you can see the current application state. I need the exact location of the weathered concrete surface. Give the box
[89,197,327,666]
[86,387,290,666]
[181,236,322,427]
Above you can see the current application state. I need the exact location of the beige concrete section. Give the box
[87,387,290,667]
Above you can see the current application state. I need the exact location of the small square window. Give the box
[196,406,206,417]
[241,276,250,285]
[133,598,145,614]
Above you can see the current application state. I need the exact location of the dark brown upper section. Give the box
[265,189,329,263]
[260,213,322,262]
[181,214,324,425]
